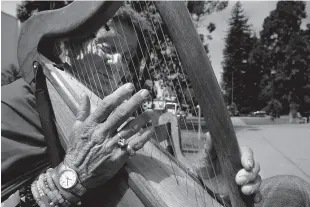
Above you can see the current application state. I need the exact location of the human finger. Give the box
[241,175,262,195]
[240,146,254,171]
[121,127,155,157]
[103,89,150,132]
[108,110,156,146]
[88,83,134,123]
[236,162,260,185]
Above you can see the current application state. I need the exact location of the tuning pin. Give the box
[33,61,39,69]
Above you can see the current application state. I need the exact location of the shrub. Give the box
[1,64,22,86]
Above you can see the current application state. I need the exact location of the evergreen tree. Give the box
[221,2,256,114]
[16,1,72,22]
[252,1,307,113]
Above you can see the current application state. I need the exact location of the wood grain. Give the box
[44,63,221,206]
[154,2,253,206]
[17,1,250,206]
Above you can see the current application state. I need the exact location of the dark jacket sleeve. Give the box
[1,78,48,191]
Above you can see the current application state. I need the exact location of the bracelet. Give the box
[46,169,71,207]
[31,181,50,207]
[30,169,71,207]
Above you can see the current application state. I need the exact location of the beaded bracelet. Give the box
[45,169,71,207]
[30,169,71,207]
[31,181,50,207]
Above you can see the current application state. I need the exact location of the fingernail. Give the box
[238,175,248,184]
[140,89,150,98]
[125,83,134,91]
[248,159,253,168]
[249,187,254,194]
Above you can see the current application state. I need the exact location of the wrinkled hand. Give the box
[64,83,155,189]
[193,133,262,204]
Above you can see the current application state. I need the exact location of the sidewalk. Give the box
[236,124,310,183]
[182,117,310,183]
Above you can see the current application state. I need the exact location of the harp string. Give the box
[113,5,164,163]
[117,5,192,189]
[133,1,211,203]
[23,2,228,205]
[149,1,226,201]
[154,2,228,205]
[55,40,88,99]
[121,2,204,205]
[151,2,226,204]
[122,2,195,190]
[67,42,90,99]
[77,40,98,100]
[86,38,107,104]
[79,38,101,104]
[109,6,175,179]
[143,1,224,205]
[56,42,87,100]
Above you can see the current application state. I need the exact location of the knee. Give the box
[267,175,310,191]
[260,175,310,206]
[274,175,308,185]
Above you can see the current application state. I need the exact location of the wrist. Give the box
[52,162,87,204]
[30,169,71,207]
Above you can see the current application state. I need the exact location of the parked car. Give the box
[177,110,187,119]
[251,111,267,117]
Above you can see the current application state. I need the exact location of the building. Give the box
[1,11,19,72]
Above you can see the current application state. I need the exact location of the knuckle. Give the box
[113,107,127,119]
[133,94,144,105]
[98,101,111,112]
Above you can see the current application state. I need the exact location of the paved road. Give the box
[235,124,310,183]
[180,118,310,183]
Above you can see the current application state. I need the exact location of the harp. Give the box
[17,1,253,207]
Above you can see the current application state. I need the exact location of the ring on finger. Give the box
[126,144,136,156]
[117,133,127,148]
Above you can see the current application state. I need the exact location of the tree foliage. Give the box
[221,2,257,114]
[129,1,228,112]
[250,1,308,114]
[1,64,22,86]
[16,1,72,22]
[16,1,228,113]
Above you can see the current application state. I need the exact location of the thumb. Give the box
[193,132,218,179]
[201,132,217,161]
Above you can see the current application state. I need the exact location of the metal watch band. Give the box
[56,163,87,197]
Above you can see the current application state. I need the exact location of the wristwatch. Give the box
[53,162,87,204]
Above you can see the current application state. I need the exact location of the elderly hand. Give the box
[61,83,155,190]
[193,133,262,204]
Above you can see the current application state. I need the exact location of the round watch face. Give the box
[59,169,78,189]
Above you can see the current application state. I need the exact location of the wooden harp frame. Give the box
[17,1,253,207]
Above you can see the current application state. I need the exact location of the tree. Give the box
[251,1,307,114]
[129,1,227,112]
[17,1,73,22]
[1,64,22,86]
[221,2,257,114]
[16,1,228,113]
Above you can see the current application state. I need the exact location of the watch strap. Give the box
[53,163,87,204]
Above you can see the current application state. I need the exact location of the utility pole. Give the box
[231,71,234,105]
[270,69,276,121]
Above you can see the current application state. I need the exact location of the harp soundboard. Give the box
[17,1,253,206]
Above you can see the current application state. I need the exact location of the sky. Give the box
[2,1,310,83]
